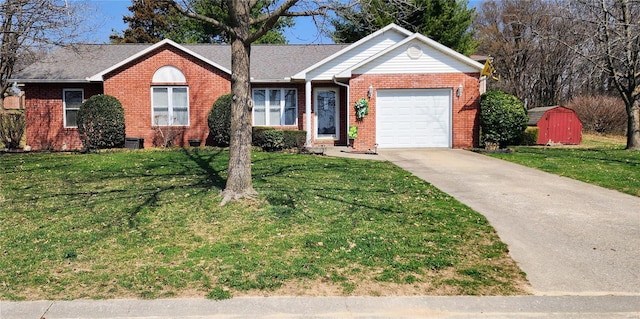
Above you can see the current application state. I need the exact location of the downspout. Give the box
[333,76,350,147]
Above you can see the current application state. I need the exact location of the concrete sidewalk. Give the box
[379,149,640,295]
[2,296,639,318]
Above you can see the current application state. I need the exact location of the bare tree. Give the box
[169,0,335,204]
[563,0,639,149]
[474,0,578,108]
[0,0,86,109]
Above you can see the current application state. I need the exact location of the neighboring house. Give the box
[11,24,485,151]
[2,94,24,110]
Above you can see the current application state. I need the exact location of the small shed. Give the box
[528,106,582,145]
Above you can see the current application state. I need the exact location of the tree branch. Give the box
[165,0,236,38]
[248,0,297,42]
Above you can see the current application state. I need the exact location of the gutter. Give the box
[333,76,350,147]
[8,79,95,83]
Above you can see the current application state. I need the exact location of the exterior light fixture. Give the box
[368,85,374,99]
[456,84,463,97]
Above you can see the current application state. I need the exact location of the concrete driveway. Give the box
[379,149,640,295]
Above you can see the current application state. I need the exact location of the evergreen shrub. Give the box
[77,95,125,151]
[207,93,232,146]
[480,90,528,148]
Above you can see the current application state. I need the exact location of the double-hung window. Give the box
[252,88,297,126]
[63,89,83,128]
[152,86,189,126]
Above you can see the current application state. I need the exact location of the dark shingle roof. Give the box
[12,42,350,83]
[528,106,560,126]
[13,44,149,82]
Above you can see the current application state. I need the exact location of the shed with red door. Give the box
[528,106,582,145]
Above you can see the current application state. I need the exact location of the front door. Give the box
[315,88,339,139]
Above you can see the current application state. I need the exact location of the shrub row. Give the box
[208,94,306,152]
[252,127,306,151]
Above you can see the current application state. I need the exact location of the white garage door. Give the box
[376,89,452,148]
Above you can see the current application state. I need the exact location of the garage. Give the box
[376,89,452,148]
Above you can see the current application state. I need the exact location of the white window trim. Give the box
[151,86,190,126]
[63,88,84,128]
[252,88,298,126]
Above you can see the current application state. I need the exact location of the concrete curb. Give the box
[2,296,640,319]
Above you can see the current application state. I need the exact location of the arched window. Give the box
[151,66,189,126]
[152,65,186,83]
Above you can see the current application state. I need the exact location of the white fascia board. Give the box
[413,33,485,70]
[87,39,231,82]
[337,33,484,78]
[291,23,412,80]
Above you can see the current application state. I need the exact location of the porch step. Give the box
[304,145,326,155]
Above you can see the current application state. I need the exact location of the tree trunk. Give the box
[627,99,640,150]
[221,31,257,204]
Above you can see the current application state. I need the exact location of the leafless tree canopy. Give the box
[0,0,87,106]
[475,0,639,149]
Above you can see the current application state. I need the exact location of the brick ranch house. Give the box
[12,24,486,151]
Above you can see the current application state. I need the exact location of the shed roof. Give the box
[528,106,561,126]
[12,42,349,83]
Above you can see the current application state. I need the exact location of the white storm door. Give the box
[315,89,339,139]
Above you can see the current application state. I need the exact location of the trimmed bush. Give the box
[252,128,306,152]
[252,127,275,148]
[480,90,528,148]
[519,127,539,145]
[77,95,125,151]
[261,130,285,151]
[207,93,233,146]
[0,111,25,149]
[282,130,307,150]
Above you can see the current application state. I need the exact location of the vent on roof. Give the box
[407,45,423,59]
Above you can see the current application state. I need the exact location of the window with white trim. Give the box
[151,86,189,126]
[63,89,83,128]
[252,88,297,126]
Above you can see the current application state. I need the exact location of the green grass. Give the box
[490,135,640,197]
[0,148,527,300]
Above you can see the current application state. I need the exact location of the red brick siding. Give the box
[22,46,479,151]
[103,45,231,147]
[348,73,480,150]
[24,83,103,150]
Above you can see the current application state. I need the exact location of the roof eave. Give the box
[250,78,293,83]
[10,78,95,83]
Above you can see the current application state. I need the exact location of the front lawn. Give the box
[0,149,527,300]
[490,135,640,197]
